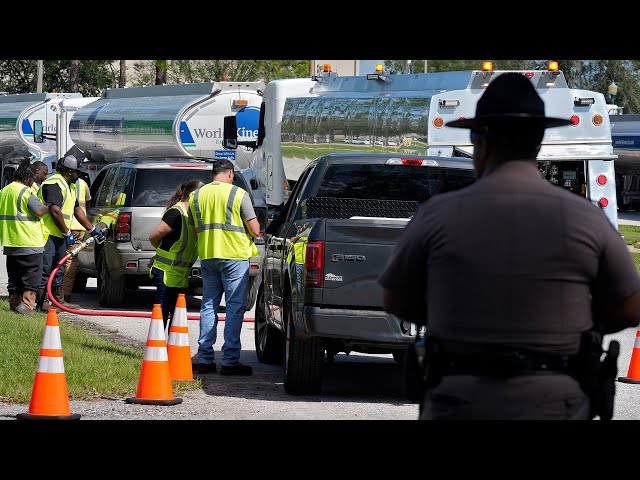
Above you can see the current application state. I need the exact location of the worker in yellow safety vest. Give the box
[149,179,203,329]
[0,160,49,315]
[36,155,105,312]
[287,222,311,298]
[62,176,92,305]
[188,158,260,376]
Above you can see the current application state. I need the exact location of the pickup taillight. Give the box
[115,213,131,241]
[304,241,324,288]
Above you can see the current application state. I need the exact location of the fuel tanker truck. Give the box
[68,81,264,170]
[0,92,96,188]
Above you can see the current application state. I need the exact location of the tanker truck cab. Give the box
[427,62,619,229]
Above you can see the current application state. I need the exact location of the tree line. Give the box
[2,60,639,113]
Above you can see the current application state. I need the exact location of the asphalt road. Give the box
[619,211,640,226]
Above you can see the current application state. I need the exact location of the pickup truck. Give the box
[255,152,476,394]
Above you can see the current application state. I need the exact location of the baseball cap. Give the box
[57,154,80,171]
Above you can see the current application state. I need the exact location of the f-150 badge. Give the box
[324,273,343,282]
[331,254,365,262]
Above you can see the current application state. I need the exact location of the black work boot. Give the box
[36,288,52,313]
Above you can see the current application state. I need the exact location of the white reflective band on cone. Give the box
[168,332,190,346]
[36,356,65,373]
[172,309,187,327]
[147,319,166,341]
[143,346,169,361]
[41,326,62,349]
[634,337,640,349]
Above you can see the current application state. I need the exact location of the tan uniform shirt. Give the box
[379,160,640,356]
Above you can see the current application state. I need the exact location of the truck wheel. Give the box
[283,296,324,395]
[255,286,283,364]
[97,251,125,307]
[72,273,88,293]
[245,276,260,311]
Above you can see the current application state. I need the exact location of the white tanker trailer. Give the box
[0,92,88,187]
[68,81,264,170]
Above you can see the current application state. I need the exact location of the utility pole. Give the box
[37,60,43,93]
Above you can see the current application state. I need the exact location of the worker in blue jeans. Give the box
[198,259,250,372]
[188,159,260,375]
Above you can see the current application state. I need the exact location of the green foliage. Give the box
[619,224,640,245]
[0,60,115,96]
[4,60,640,114]
[632,252,640,273]
[131,60,310,86]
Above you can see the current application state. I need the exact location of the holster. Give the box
[402,333,445,405]
[570,329,619,420]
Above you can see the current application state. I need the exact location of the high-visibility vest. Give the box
[0,181,46,248]
[101,192,126,227]
[189,182,258,260]
[37,173,76,238]
[68,178,89,231]
[31,182,39,194]
[151,203,198,288]
[287,234,309,266]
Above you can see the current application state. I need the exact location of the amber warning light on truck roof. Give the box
[548,61,559,71]
[367,64,390,82]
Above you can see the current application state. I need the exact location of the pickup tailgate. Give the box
[319,217,409,308]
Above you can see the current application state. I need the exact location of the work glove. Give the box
[89,225,106,237]
[64,231,76,246]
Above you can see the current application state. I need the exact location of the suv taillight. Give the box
[304,241,324,288]
[115,213,131,241]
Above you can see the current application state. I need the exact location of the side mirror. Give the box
[33,120,44,143]
[223,115,238,150]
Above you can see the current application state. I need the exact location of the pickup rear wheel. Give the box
[283,295,324,395]
[97,250,125,307]
[255,286,283,364]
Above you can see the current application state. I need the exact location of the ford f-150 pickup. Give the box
[254,152,476,394]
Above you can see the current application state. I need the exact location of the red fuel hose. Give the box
[46,236,254,322]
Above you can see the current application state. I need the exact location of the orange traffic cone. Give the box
[619,324,640,384]
[167,293,193,381]
[126,304,183,405]
[17,308,81,420]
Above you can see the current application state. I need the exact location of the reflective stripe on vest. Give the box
[38,173,76,237]
[152,203,198,288]
[0,181,46,247]
[190,182,254,260]
[68,178,88,231]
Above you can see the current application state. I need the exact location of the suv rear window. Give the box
[131,167,252,207]
[315,164,475,203]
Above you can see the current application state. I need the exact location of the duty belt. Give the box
[442,351,572,377]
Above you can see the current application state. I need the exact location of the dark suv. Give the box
[75,157,266,308]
